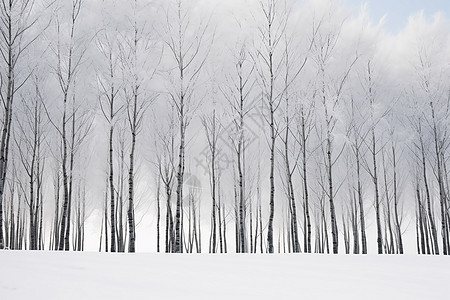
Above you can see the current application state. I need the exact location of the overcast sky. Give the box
[343,0,450,33]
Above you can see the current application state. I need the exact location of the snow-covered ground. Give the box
[0,252,448,300]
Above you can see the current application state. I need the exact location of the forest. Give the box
[1,0,449,255]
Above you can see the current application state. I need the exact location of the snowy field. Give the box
[0,252,449,299]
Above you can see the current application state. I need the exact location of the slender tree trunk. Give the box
[156,175,161,252]
[392,144,403,253]
[104,183,109,252]
[127,124,136,252]
[371,129,383,254]
[431,102,449,255]
[238,141,247,253]
[356,150,367,254]
[301,110,311,253]
[59,104,70,251]
[0,0,36,249]
[327,130,338,254]
[174,106,185,253]
[109,125,116,252]
[419,131,439,254]
[217,183,223,253]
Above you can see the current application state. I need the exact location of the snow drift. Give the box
[0,252,448,299]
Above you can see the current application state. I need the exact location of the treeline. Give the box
[0,0,449,254]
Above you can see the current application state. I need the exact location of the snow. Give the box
[0,252,448,299]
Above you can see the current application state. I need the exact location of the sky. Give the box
[344,0,450,33]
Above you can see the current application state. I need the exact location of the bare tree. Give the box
[292,87,316,253]
[345,97,368,254]
[360,61,385,254]
[278,30,313,253]
[0,0,41,249]
[13,77,46,250]
[415,52,450,255]
[253,0,288,253]
[45,0,88,251]
[388,128,404,254]
[96,29,122,252]
[312,12,357,254]
[115,121,129,252]
[409,112,439,254]
[185,182,201,253]
[221,43,255,253]
[201,108,222,253]
[154,107,176,253]
[120,0,160,252]
[163,0,212,253]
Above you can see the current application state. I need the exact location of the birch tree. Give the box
[97,30,122,253]
[46,0,87,251]
[409,101,439,254]
[312,12,357,253]
[120,0,160,252]
[0,0,41,249]
[253,0,288,253]
[345,97,368,254]
[163,0,212,253]
[14,77,46,250]
[155,108,176,252]
[414,44,450,255]
[201,108,222,253]
[221,44,255,253]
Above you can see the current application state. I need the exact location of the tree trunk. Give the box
[371,129,383,254]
